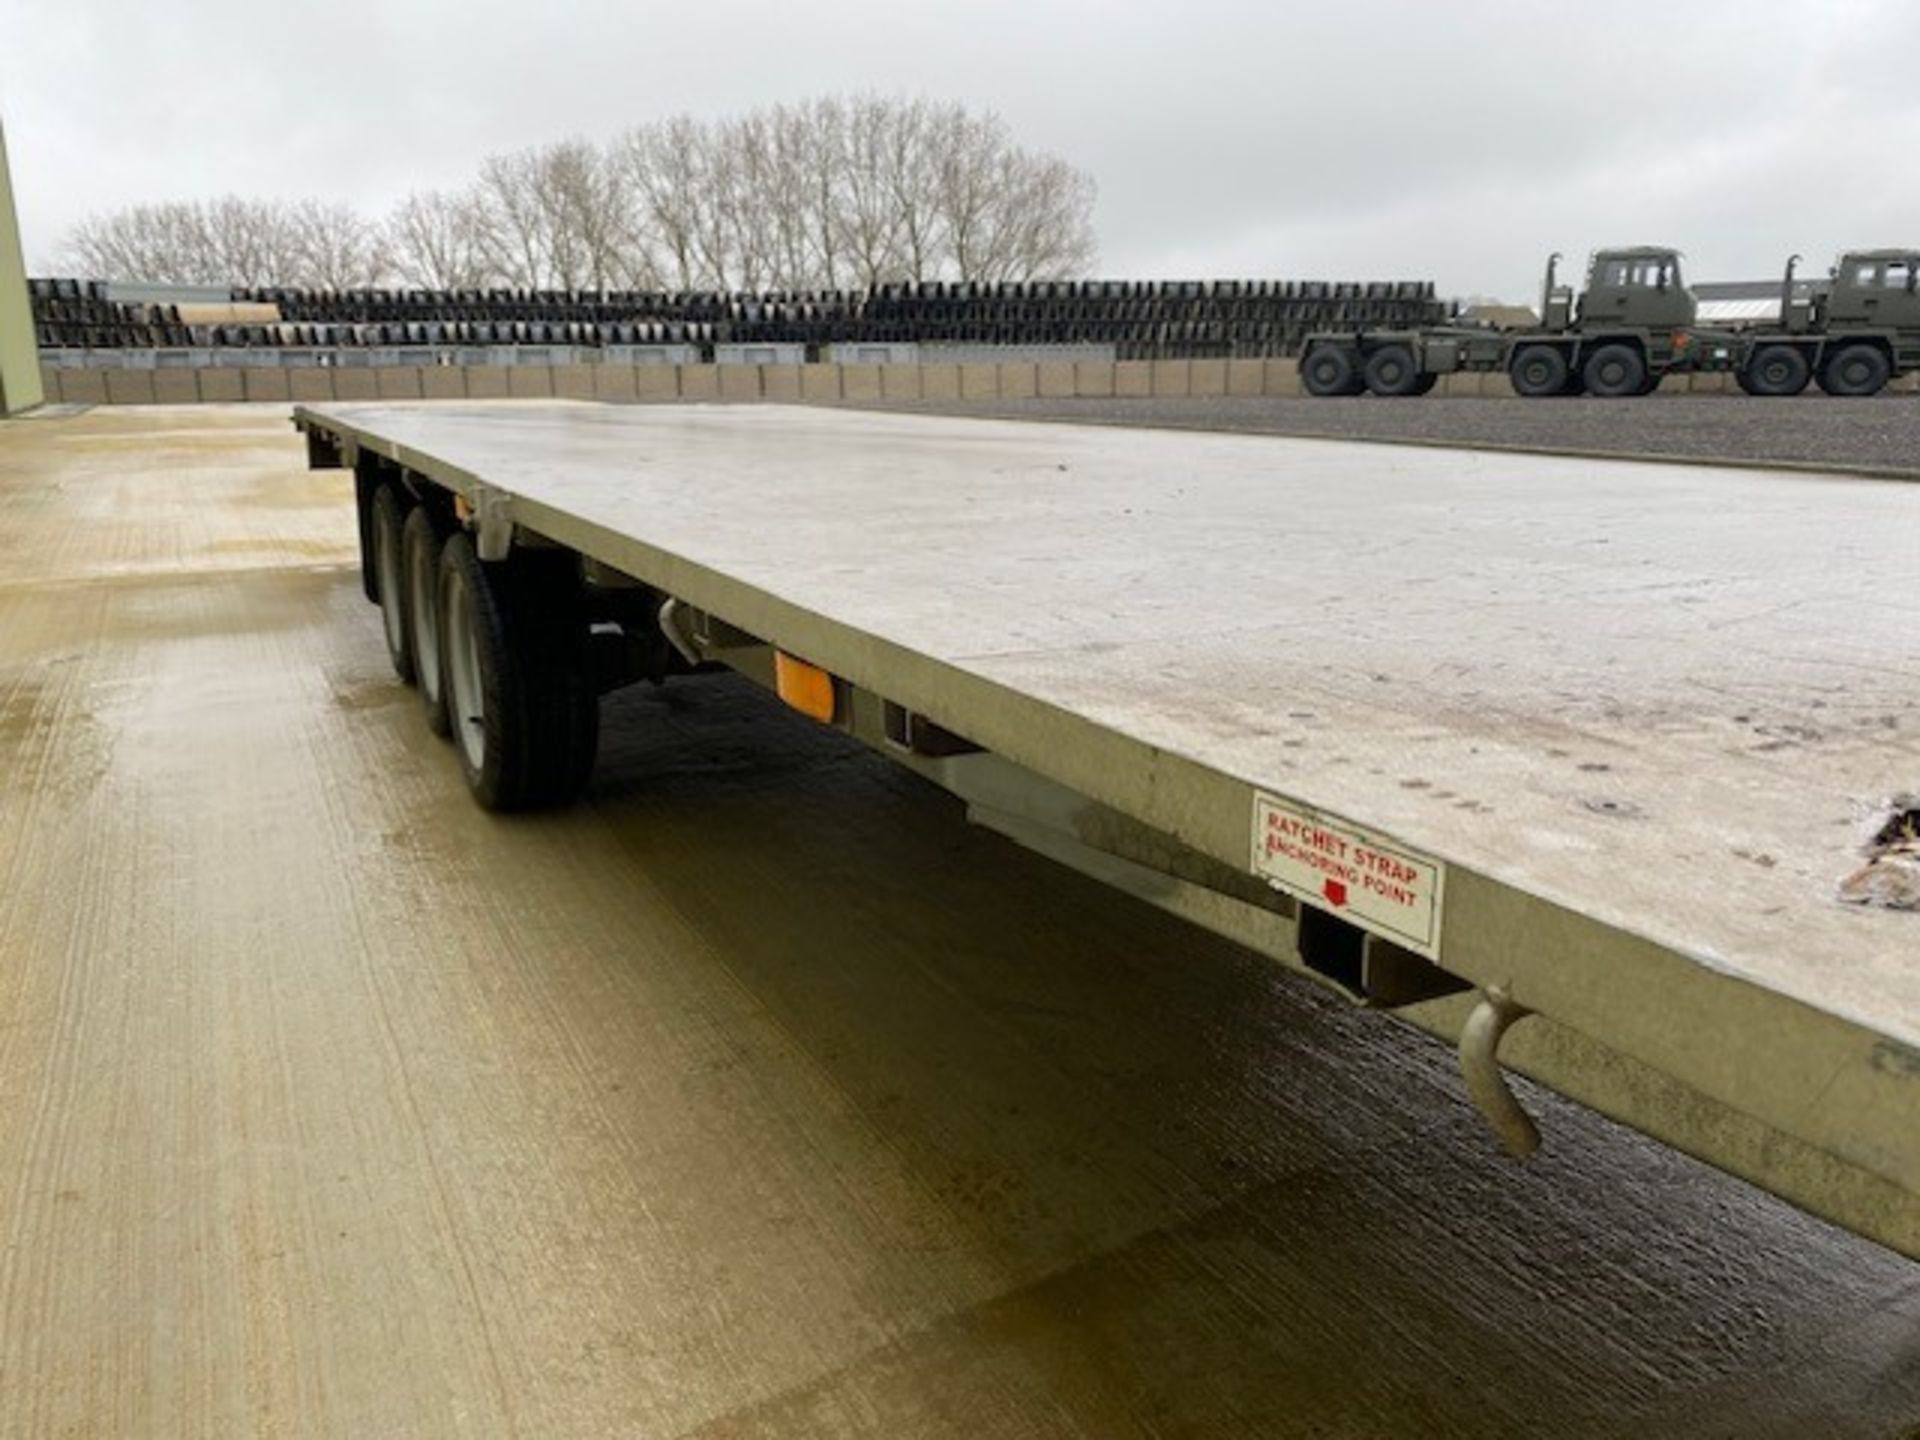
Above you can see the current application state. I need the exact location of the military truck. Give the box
[1734,250,1920,396]
[1301,246,1738,399]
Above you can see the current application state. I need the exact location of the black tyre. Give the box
[1817,343,1890,398]
[1510,345,1570,398]
[438,533,599,811]
[1582,343,1646,399]
[1363,345,1423,397]
[1408,372,1438,396]
[403,505,454,737]
[371,483,415,684]
[1744,345,1811,397]
[354,471,381,604]
[1302,346,1363,397]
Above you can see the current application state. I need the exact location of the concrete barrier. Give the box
[1150,360,1189,397]
[289,369,333,402]
[243,369,292,403]
[332,369,378,401]
[959,363,998,400]
[152,370,198,404]
[921,362,961,401]
[552,363,597,400]
[717,364,760,401]
[800,364,840,401]
[1037,361,1077,398]
[421,366,465,400]
[50,352,1920,410]
[635,365,679,400]
[462,366,506,398]
[762,365,803,402]
[1263,358,1300,396]
[507,366,554,398]
[593,364,637,401]
[199,369,246,402]
[1227,359,1265,397]
[60,368,106,404]
[1074,361,1115,398]
[376,367,422,400]
[839,364,882,402]
[103,370,155,404]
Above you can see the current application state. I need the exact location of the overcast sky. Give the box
[4,0,1917,299]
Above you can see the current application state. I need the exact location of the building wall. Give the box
[0,121,46,415]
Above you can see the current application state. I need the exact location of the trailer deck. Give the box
[294,399,1920,1257]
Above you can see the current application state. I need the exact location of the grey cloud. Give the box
[4,0,1916,299]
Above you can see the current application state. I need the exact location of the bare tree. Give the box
[616,117,712,290]
[289,199,389,290]
[385,189,491,290]
[63,202,210,283]
[930,110,1099,284]
[836,96,909,287]
[472,148,550,287]
[59,95,1099,291]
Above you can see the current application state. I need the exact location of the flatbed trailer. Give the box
[293,400,1920,1260]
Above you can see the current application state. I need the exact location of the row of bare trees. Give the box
[62,97,1099,292]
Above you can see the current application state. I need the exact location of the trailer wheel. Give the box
[1582,344,1646,399]
[1817,343,1890,398]
[1363,345,1423,397]
[1743,345,1811,397]
[354,471,381,604]
[371,483,416,685]
[1509,346,1569,398]
[403,505,454,737]
[1302,346,1363,397]
[438,533,599,811]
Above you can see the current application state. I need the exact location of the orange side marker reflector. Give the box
[454,494,473,522]
[774,651,838,724]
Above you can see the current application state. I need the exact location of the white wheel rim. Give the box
[444,566,486,772]
[410,538,441,704]
[376,517,405,657]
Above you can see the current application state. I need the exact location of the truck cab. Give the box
[1819,250,1920,331]
[1574,247,1696,332]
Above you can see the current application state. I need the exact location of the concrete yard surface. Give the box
[1,404,1918,1438]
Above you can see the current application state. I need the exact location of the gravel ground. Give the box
[865,393,1920,477]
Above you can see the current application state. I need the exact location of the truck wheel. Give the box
[1582,344,1646,398]
[438,532,599,811]
[1302,346,1363,397]
[1817,344,1890,398]
[403,505,454,737]
[1408,372,1438,395]
[1510,346,1569,398]
[1744,345,1811,397]
[371,483,416,685]
[1363,345,1423,397]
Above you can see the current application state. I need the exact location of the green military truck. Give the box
[1735,250,1920,397]
[1300,247,1739,400]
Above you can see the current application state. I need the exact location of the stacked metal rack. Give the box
[32,276,1446,363]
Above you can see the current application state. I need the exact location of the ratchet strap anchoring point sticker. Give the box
[1251,792,1446,959]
